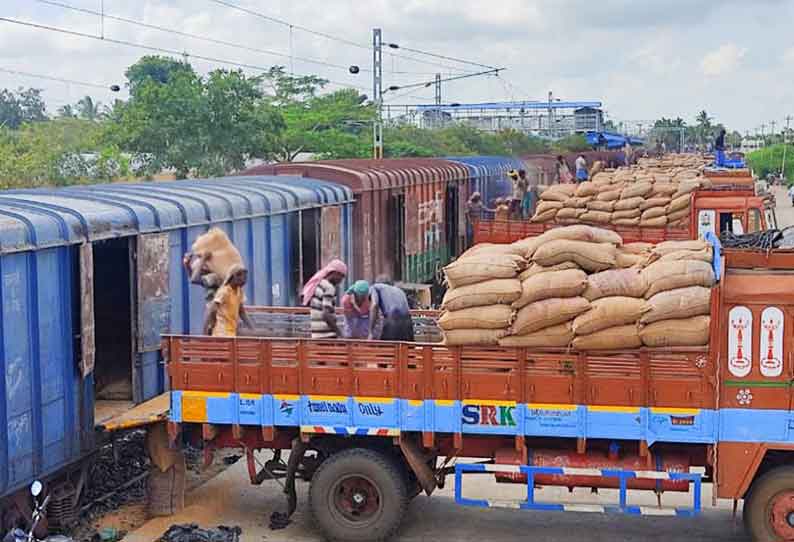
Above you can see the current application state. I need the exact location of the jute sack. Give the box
[652,183,678,197]
[444,253,525,288]
[614,197,644,211]
[668,194,691,213]
[540,190,569,203]
[536,200,564,214]
[511,236,546,259]
[640,197,671,211]
[439,304,514,331]
[673,169,700,180]
[613,218,641,226]
[572,325,642,350]
[565,196,592,208]
[537,224,623,245]
[512,297,590,335]
[641,206,668,220]
[441,278,522,311]
[547,184,577,196]
[666,208,690,223]
[556,207,587,220]
[519,261,580,281]
[640,286,711,325]
[572,296,649,336]
[583,268,647,301]
[674,179,701,198]
[653,174,673,183]
[460,243,525,259]
[642,259,715,298]
[513,269,588,309]
[576,182,598,197]
[587,200,616,212]
[658,248,712,263]
[622,242,654,254]
[592,172,614,185]
[531,209,557,222]
[533,240,617,272]
[639,316,711,347]
[654,239,709,255]
[597,189,622,202]
[616,251,644,268]
[612,208,641,220]
[621,182,653,199]
[443,328,506,346]
[579,211,612,224]
[499,322,573,348]
[640,216,668,227]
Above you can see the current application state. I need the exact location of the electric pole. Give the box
[782,115,792,180]
[434,73,441,106]
[372,28,383,160]
[770,120,777,143]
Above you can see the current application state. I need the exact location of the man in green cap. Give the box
[341,280,371,339]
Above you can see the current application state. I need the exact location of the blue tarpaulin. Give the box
[586,131,644,149]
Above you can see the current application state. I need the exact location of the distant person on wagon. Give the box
[203,264,253,337]
[574,154,588,182]
[508,169,528,219]
[466,192,490,247]
[369,276,414,341]
[341,280,371,339]
[302,259,347,339]
[557,155,573,183]
[518,169,534,218]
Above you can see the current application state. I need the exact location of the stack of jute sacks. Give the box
[439,226,716,349]
[531,162,710,228]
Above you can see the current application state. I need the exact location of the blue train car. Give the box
[0,175,353,502]
[446,156,526,206]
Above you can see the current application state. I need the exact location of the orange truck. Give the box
[475,168,777,246]
[165,239,794,542]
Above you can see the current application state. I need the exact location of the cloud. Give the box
[701,44,747,77]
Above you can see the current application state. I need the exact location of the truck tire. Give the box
[309,448,408,542]
[744,466,794,541]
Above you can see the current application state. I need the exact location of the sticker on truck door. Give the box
[728,306,752,377]
[698,210,716,239]
[760,307,784,377]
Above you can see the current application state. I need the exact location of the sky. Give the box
[1,0,793,134]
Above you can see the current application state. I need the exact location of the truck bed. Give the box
[165,334,715,444]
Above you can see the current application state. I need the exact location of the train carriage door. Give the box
[91,238,135,412]
[389,194,405,281]
[300,209,321,286]
[445,184,459,257]
[78,244,95,379]
[135,233,170,402]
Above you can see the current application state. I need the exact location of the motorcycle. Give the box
[3,481,72,542]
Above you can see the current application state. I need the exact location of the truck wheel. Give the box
[744,466,794,541]
[309,448,407,542]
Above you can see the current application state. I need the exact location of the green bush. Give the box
[747,144,794,182]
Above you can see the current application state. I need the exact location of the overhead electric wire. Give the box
[205,0,474,74]
[388,68,503,93]
[0,16,369,92]
[35,0,357,73]
[0,66,113,91]
[386,43,497,70]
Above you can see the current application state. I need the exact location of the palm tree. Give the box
[57,104,77,118]
[696,110,713,146]
[76,96,102,121]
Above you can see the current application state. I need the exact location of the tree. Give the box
[112,60,282,177]
[261,67,374,161]
[0,87,47,129]
[76,96,102,121]
[695,110,713,145]
[57,104,77,118]
[124,55,195,97]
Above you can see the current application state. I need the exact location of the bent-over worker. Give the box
[203,264,253,337]
[341,280,371,339]
[302,259,347,339]
[369,278,414,341]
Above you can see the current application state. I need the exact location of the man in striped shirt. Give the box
[301,259,348,339]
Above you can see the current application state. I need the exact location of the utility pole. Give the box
[771,120,777,144]
[372,28,383,160]
[782,115,792,179]
[434,73,441,106]
[547,91,553,138]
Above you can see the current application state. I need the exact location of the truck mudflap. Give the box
[454,464,703,517]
